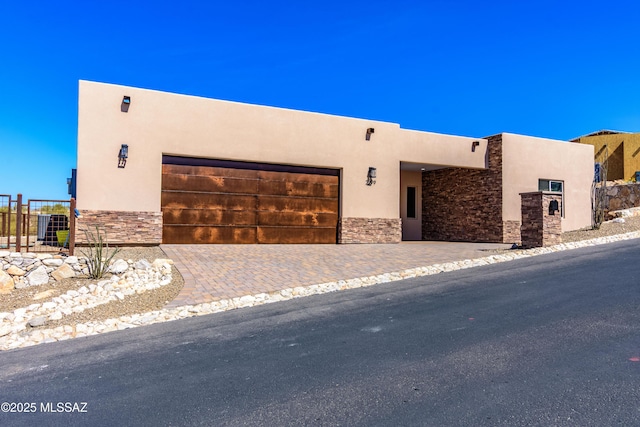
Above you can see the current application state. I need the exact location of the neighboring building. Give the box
[571,130,640,181]
[76,80,594,245]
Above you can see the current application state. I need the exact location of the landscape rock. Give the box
[51,263,76,282]
[110,259,129,274]
[134,259,152,270]
[33,289,57,300]
[49,311,63,321]
[7,265,26,276]
[14,277,27,289]
[42,258,64,267]
[0,270,14,294]
[28,316,47,327]
[26,266,50,287]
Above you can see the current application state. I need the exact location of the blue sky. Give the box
[1,1,640,200]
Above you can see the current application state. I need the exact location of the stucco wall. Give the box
[77,81,487,221]
[501,133,593,232]
[574,133,640,181]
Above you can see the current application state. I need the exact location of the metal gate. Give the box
[0,194,75,254]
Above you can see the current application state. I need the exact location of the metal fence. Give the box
[0,194,12,250]
[0,194,75,255]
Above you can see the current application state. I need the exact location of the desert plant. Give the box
[79,226,120,279]
[592,145,609,230]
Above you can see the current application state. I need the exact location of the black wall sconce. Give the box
[121,96,131,113]
[118,144,129,168]
[366,167,377,186]
[366,128,375,141]
[472,140,480,152]
[549,199,559,215]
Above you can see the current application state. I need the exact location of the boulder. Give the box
[26,266,50,287]
[0,269,14,294]
[6,265,25,276]
[42,258,64,267]
[51,263,76,282]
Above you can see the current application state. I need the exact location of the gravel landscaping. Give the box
[0,247,183,329]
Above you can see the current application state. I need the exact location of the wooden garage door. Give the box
[161,157,340,244]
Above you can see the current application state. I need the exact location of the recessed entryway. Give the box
[400,170,422,240]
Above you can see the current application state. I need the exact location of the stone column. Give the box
[520,192,562,248]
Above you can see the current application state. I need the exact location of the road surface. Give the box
[1,240,640,426]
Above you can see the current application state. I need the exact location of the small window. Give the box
[550,181,563,192]
[538,179,563,192]
[407,187,417,219]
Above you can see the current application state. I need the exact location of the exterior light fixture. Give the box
[121,96,131,113]
[472,140,480,152]
[366,128,375,141]
[366,167,377,186]
[118,144,128,168]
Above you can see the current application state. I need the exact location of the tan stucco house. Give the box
[76,80,594,245]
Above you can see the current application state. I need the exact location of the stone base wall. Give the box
[503,220,522,244]
[605,182,640,212]
[76,211,163,245]
[520,192,562,248]
[338,218,402,244]
[422,135,505,243]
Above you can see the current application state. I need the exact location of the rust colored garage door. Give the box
[161,157,340,244]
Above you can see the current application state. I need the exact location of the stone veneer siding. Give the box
[422,134,505,242]
[76,210,163,245]
[503,220,522,245]
[520,192,562,248]
[338,217,402,244]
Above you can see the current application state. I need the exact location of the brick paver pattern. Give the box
[161,242,510,308]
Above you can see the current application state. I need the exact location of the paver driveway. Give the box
[161,242,511,307]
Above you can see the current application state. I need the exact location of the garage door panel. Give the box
[258,180,339,198]
[258,195,339,213]
[163,164,259,179]
[257,211,338,227]
[162,174,259,194]
[257,227,337,244]
[163,225,257,244]
[258,170,338,184]
[163,208,256,226]
[162,192,257,210]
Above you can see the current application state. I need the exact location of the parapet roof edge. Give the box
[80,79,401,128]
[569,129,632,141]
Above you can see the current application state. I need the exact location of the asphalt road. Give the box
[1,240,640,426]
